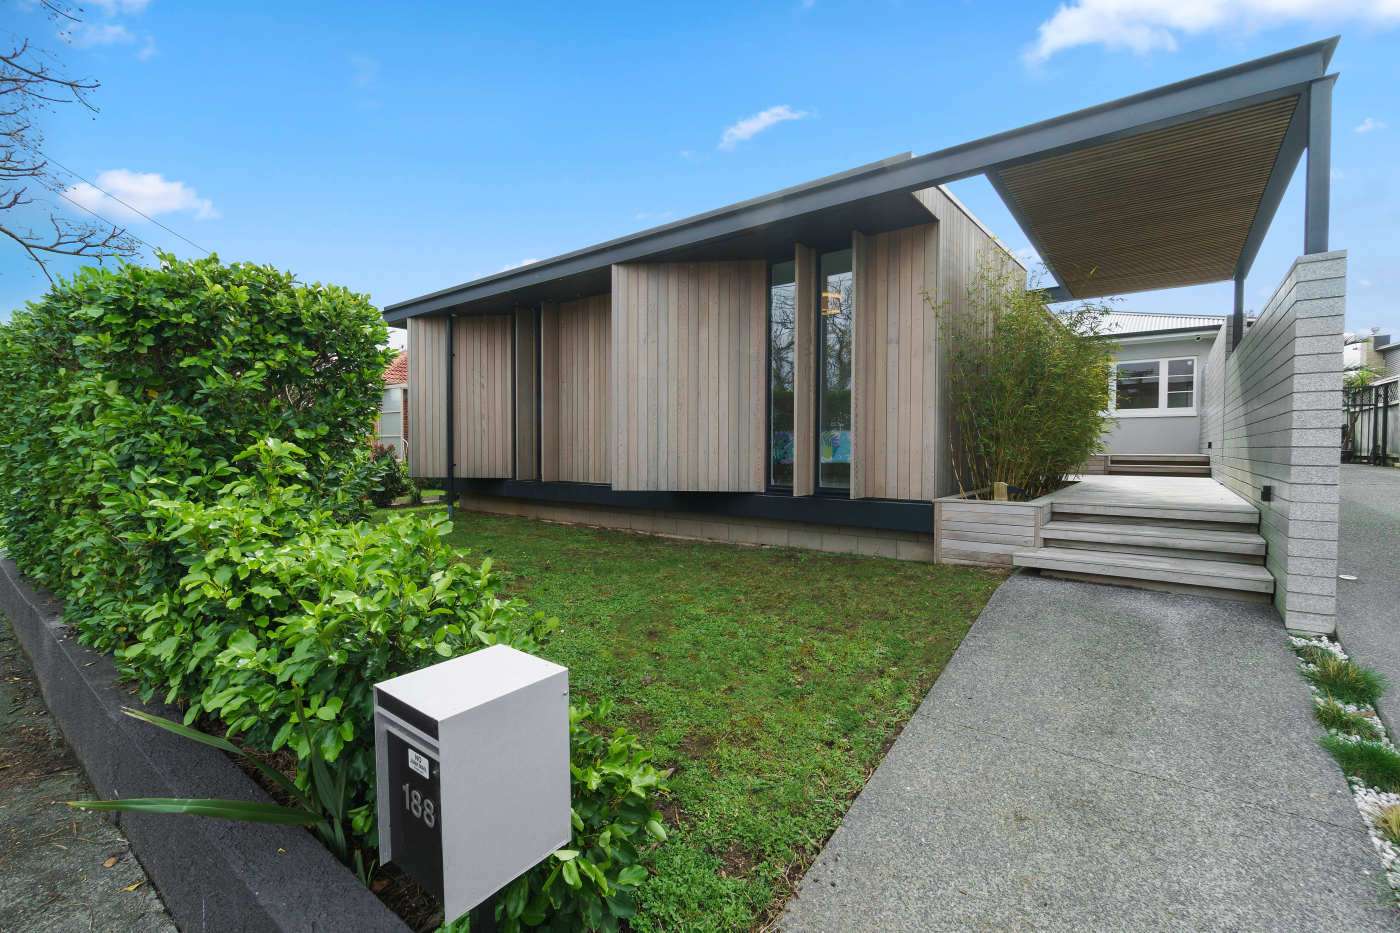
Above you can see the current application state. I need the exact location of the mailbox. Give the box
[374,645,570,920]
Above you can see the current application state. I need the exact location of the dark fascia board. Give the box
[384,36,1337,323]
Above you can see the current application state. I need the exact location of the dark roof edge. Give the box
[384,151,913,315]
[385,36,1336,321]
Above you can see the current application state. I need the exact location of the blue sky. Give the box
[3,0,1397,345]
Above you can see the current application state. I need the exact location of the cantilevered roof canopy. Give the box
[385,37,1338,324]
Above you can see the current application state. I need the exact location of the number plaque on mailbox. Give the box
[374,645,570,922]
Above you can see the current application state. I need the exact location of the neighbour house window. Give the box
[377,386,406,459]
[818,249,854,491]
[1111,357,1196,415]
[768,261,797,488]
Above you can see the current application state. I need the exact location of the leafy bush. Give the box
[0,253,393,648]
[367,442,415,507]
[932,261,1114,499]
[1,257,671,929]
[497,702,669,932]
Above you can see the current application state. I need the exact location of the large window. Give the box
[768,261,796,488]
[1111,356,1196,416]
[818,249,854,490]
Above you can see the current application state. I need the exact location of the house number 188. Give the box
[401,782,437,828]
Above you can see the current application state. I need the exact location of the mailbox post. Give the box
[374,645,570,924]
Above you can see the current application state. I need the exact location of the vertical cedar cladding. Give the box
[540,295,611,484]
[611,261,766,492]
[406,316,448,479]
[514,309,538,480]
[452,315,514,479]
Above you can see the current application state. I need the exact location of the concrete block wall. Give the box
[1218,251,1345,634]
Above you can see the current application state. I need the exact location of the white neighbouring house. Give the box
[1100,312,1229,458]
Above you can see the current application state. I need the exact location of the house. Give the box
[377,351,408,459]
[386,39,1347,633]
[1098,312,1228,473]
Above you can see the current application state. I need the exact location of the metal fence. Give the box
[1343,380,1398,466]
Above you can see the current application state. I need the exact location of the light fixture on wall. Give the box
[821,291,843,316]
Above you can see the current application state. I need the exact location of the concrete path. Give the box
[782,574,1395,931]
[0,618,174,932]
[1337,464,1400,730]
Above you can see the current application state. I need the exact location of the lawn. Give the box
[418,507,1004,930]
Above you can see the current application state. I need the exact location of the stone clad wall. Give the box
[1218,251,1345,634]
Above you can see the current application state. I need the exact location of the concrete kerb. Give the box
[0,558,407,933]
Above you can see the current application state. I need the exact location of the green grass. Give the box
[1304,654,1388,707]
[1321,735,1400,793]
[1314,698,1385,741]
[417,507,1003,931]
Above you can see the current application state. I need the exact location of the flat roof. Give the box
[386,37,1337,324]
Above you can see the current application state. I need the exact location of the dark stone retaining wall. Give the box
[0,559,407,933]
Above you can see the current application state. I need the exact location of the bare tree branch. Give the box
[1,4,139,280]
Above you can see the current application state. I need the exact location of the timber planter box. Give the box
[933,488,1056,567]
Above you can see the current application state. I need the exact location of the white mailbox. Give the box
[374,645,570,921]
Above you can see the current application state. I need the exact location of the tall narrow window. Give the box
[768,261,796,488]
[818,249,854,491]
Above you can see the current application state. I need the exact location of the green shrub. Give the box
[0,257,671,929]
[1304,655,1387,707]
[496,702,669,932]
[0,253,393,649]
[367,443,414,507]
[1321,735,1400,793]
[932,260,1115,499]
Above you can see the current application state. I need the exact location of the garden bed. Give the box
[932,487,1061,567]
[407,506,1005,931]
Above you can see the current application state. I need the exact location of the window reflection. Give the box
[768,261,796,487]
[818,249,853,490]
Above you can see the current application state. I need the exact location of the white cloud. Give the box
[64,170,219,222]
[1356,116,1388,133]
[59,22,134,47]
[86,0,152,12]
[137,35,157,61]
[718,105,809,150]
[634,209,675,223]
[1025,0,1400,64]
[498,258,541,272]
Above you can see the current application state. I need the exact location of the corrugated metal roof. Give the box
[1102,312,1226,336]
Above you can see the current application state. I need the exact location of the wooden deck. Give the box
[1044,475,1259,523]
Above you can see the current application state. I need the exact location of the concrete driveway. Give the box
[781,573,1393,931]
[1337,464,1400,730]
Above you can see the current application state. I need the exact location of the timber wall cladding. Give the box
[540,295,611,484]
[453,314,514,478]
[406,316,448,478]
[851,223,938,501]
[514,310,538,480]
[611,261,766,492]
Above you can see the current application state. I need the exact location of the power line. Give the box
[38,150,212,255]
[52,187,160,255]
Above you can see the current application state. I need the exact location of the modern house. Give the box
[387,38,1348,634]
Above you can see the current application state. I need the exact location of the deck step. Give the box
[1012,546,1275,594]
[1108,464,1212,476]
[1040,520,1265,562]
[1051,502,1257,525]
[1109,454,1210,464]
